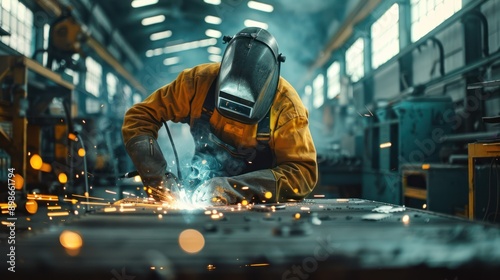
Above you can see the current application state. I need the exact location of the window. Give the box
[42,24,50,66]
[345,38,365,83]
[0,0,34,56]
[302,85,312,110]
[371,4,400,69]
[312,74,324,109]
[132,93,143,104]
[123,84,133,107]
[106,73,118,102]
[85,98,101,114]
[85,57,102,97]
[64,68,79,86]
[327,61,341,99]
[411,0,462,42]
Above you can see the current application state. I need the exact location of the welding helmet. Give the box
[216,27,286,124]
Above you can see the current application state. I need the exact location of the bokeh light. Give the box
[14,174,24,190]
[59,230,83,256]
[58,173,68,184]
[25,200,38,214]
[178,229,205,254]
[29,154,43,170]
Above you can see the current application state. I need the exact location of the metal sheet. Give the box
[2,198,500,279]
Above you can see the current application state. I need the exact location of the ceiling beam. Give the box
[302,0,382,86]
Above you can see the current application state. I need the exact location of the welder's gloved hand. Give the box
[125,135,172,202]
[190,170,277,206]
[191,177,244,206]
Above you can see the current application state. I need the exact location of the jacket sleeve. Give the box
[122,68,198,144]
[271,112,318,202]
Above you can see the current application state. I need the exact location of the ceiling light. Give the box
[145,39,219,58]
[247,1,274,13]
[163,57,180,66]
[141,15,165,26]
[153,48,163,56]
[205,29,222,38]
[205,15,222,25]
[244,19,268,29]
[204,0,221,5]
[208,55,222,62]
[164,38,217,54]
[207,46,221,55]
[131,0,158,8]
[150,30,172,41]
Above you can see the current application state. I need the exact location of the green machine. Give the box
[362,96,455,205]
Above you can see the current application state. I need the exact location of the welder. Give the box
[122,27,318,205]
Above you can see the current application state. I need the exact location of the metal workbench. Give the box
[1,198,500,279]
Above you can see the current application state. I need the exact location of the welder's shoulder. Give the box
[181,62,220,79]
[275,77,308,118]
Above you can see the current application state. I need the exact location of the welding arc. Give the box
[163,121,182,181]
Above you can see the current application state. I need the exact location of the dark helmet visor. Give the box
[216,28,282,124]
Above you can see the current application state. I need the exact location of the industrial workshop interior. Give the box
[1,0,500,279]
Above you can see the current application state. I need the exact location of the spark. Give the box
[27,194,58,201]
[72,194,105,200]
[80,202,111,206]
[247,263,270,267]
[62,198,79,204]
[119,207,136,212]
[48,211,70,217]
[211,214,221,219]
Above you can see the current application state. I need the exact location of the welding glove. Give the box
[191,177,244,206]
[125,135,177,202]
[191,170,277,206]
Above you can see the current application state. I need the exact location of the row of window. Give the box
[1,0,33,56]
[305,0,462,109]
[0,0,463,112]
[0,0,137,112]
